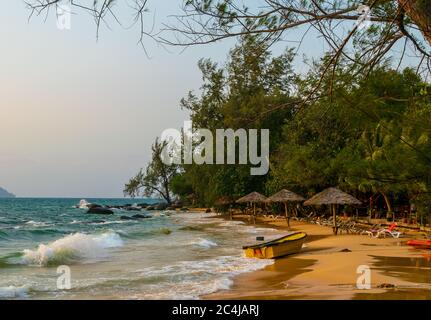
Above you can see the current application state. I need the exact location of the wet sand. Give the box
[204,215,431,300]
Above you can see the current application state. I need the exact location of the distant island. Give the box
[0,187,15,198]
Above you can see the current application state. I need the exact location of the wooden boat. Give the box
[243,232,307,259]
[407,239,431,250]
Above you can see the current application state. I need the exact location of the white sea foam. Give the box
[218,221,246,227]
[190,238,218,248]
[77,199,91,209]
[70,219,129,226]
[5,203,284,299]
[89,220,131,226]
[0,285,29,298]
[134,255,273,299]
[25,221,50,227]
[22,231,123,266]
[239,226,279,234]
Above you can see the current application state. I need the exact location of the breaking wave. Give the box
[21,231,123,266]
[190,238,218,248]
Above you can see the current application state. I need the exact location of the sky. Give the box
[0,1,417,198]
[0,1,234,198]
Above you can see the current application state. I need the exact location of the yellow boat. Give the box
[243,232,307,259]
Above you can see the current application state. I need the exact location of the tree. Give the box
[270,62,431,220]
[124,138,178,204]
[339,68,431,216]
[169,173,193,200]
[164,1,431,82]
[178,35,296,205]
[26,0,150,47]
[26,1,431,77]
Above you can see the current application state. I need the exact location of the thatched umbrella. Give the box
[304,187,361,235]
[236,192,268,223]
[267,189,305,227]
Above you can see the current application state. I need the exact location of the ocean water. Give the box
[0,198,281,299]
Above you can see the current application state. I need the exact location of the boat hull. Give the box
[243,232,307,259]
[407,240,431,250]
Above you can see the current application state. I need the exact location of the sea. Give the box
[0,198,282,299]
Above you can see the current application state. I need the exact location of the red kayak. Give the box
[407,240,431,250]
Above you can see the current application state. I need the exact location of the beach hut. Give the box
[267,189,305,227]
[304,187,361,235]
[236,192,268,224]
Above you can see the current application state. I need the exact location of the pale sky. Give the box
[0,1,234,197]
[0,1,416,198]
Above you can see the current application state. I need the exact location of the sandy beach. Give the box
[205,215,431,300]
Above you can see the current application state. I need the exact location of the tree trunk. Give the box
[163,182,171,205]
[284,202,290,228]
[399,0,431,45]
[332,204,338,235]
[381,192,393,213]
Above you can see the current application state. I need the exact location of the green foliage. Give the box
[130,34,431,221]
[124,138,179,204]
[271,63,431,217]
[170,174,193,199]
[179,35,296,206]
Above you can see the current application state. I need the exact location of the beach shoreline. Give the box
[203,214,431,300]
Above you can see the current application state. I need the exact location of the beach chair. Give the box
[342,221,359,234]
[306,212,316,223]
[374,223,402,238]
[361,224,382,237]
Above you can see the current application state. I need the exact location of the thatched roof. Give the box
[303,187,361,206]
[236,192,268,203]
[267,189,305,203]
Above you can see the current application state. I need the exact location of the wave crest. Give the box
[22,232,123,266]
[190,238,218,248]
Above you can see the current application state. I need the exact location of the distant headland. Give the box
[0,187,15,198]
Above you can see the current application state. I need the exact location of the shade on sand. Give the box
[236,192,268,223]
[304,187,361,234]
[267,189,305,226]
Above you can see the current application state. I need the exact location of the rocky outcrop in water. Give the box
[0,187,15,198]
[76,199,168,217]
[120,214,151,220]
[87,207,114,215]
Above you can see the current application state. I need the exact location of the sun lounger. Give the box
[374,223,402,238]
[361,224,382,237]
